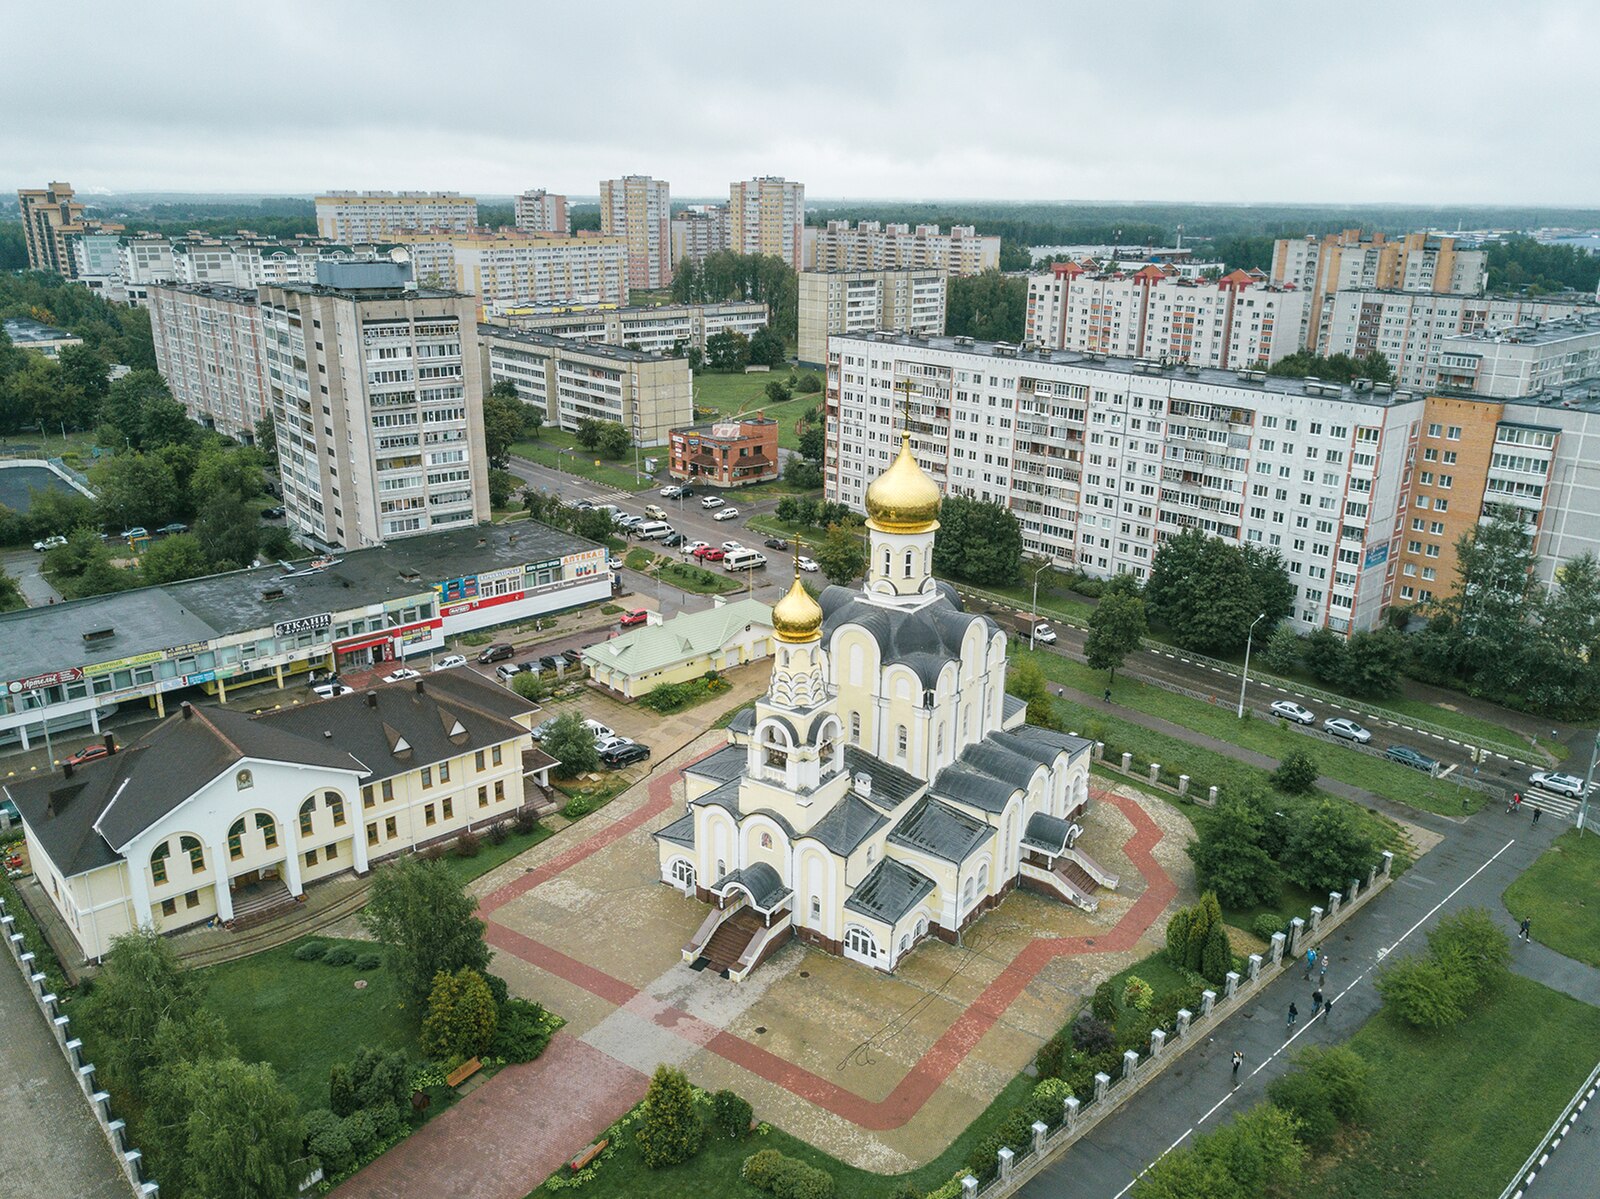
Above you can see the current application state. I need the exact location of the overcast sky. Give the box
[4,0,1597,205]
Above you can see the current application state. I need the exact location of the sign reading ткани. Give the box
[273,613,333,638]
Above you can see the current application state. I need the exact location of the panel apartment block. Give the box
[803,220,1000,277]
[670,205,731,266]
[148,283,272,442]
[494,300,767,354]
[403,231,628,314]
[514,189,569,235]
[600,175,672,290]
[315,191,477,241]
[729,176,804,268]
[797,269,947,366]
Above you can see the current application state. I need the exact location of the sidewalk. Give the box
[1019,803,1580,1198]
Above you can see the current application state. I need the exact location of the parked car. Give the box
[721,540,744,552]
[561,648,583,665]
[683,540,709,556]
[797,556,819,573]
[659,485,683,498]
[1529,771,1588,799]
[619,609,650,628]
[1323,717,1372,744]
[477,643,516,663]
[677,486,695,499]
[1030,621,1058,644]
[573,498,595,510]
[262,507,286,520]
[382,667,421,683]
[764,537,790,550]
[584,719,615,741]
[155,522,189,535]
[431,654,468,671]
[601,741,652,769]
[1385,744,1438,773]
[701,496,726,509]
[312,681,355,698]
[693,546,726,562]
[119,526,149,540]
[594,734,631,755]
[538,655,564,673]
[1270,700,1316,725]
[531,717,559,740]
[644,504,668,520]
[609,557,625,571]
[495,663,530,683]
[713,507,740,521]
[64,743,114,767]
[661,532,686,548]
[32,534,67,552]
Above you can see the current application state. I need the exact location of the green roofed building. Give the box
[582,598,774,698]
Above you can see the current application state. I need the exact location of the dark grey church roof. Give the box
[930,761,1022,814]
[686,743,746,782]
[1022,811,1075,856]
[845,857,937,926]
[689,777,741,816]
[1002,725,1093,760]
[841,746,925,810]
[805,795,887,856]
[887,797,992,864]
[654,810,696,848]
[711,862,791,912]
[726,706,756,734]
[817,586,1000,686]
[1003,693,1027,720]
[960,740,1047,791]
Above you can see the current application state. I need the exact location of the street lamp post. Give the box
[1577,729,1599,837]
[1237,612,1267,719]
[28,689,55,767]
[1030,560,1054,651]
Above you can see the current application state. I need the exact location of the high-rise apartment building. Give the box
[599,175,672,290]
[729,176,804,268]
[16,182,122,276]
[514,189,569,234]
[1024,264,1307,370]
[797,269,946,365]
[670,205,731,266]
[401,231,628,314]
[148,283,273,442]
[803,221,1000,277]
[480,326,692,448]
[259,261,488,549]
[314,191,477,241]
[492,300,767,354]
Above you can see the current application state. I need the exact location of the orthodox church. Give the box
[655,426,1119,977]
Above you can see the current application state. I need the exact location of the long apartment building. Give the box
[797,268,946,365]
[824,331,1600,634]
[16,181,123,276]
[1024,263,1308,369]
[671,204,731,266]
[600,175,672,290]
[492,300,767,354]
[260,261,489,549]
[480,325,691,448]
[315,191,477,241]
[803,220,1000,276]
[514,188,569,234]
[403,230,628,314]
[148,283,273,442]
[1031,245,1222,279]
[729,176,804,267]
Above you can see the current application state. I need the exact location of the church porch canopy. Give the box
[709,862,792,915]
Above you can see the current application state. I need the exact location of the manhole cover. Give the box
[354,979,368,990]
[754,1026,767,1035]
[799,971,810,978]
[1085,938,1096,946]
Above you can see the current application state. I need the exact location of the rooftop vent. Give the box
[852,771,872,799]
[365,690,378,708]
[83,627,116,644]
[398,568,421,583]
[260,587,286,602]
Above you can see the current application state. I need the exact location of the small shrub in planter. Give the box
[454,830,481,858]
[562,795,594,819]
[485,819,511,846]
[356,953,382,971]
[323,944,358,967]
[1071,1013,1116,1055]
[513,808,539,835]
[294,941,328,962]
[713,1088,754,1139]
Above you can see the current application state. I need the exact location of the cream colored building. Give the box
[514,189,569,235]
[259,260,489,549]
[16,181,122,277]
[403,230,628,314]
[803,221,1000,277]
[148,283,273,442]
[798,268,946,365]
[5,670,551,963]
[493,300,767,354]
[601,175,672,290]
[315,191,477,241]
[654,435,1104,978]
[584,598,774,698]
[729,176,805,268]
[671,205,731,267]
[480,324,692,447]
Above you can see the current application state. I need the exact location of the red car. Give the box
[619,609,650,628]
[64,743,114,767]
[693,546,726,562]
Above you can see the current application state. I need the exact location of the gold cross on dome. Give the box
[898,377,915,435]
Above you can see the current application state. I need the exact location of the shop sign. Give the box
[7,668,84,694]
[274,612,332,638]
[163,640,209,659]
[436,575,479,603]
[84,651,164,678]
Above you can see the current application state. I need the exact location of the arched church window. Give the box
[882,547,892,577]
[849,712,861,744]
[150,841,170,885]
[903,549,914,578]
[895,724,908,763]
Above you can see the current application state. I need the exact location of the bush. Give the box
[562,795,594,819]
[369,1102,402,1143]
[304,1108,353,1176]
[1122,975,1154,1012]
[323,944,357,967]
[1252,913,1286,944]
[351,1048,413,1113]
[1164,907,1193,969]
[1266,1045,1372,1153]
[1151,985,1207,1031]
[453,830,481,858]
[1375,954,1473,1030]
[421,968,499,1060]
[513,808,539,835]
[293,941,327,962]
[484,973,510,1008]
[963,1131,1009,1185]
[742,1149,836,1196]
[490,998,553,1064]
[356,953,382,971]
[1426,907,1511,997]
[1200,923,1233,986]
[1034,1028,1079,1080]
[1092,979,1120,1023]
[329,1063,356,1116]
[1117,1011,1160,1056]
[1266,1067,1340,1151]
[742,1149,785,1189]
[485,819,511,846]
[713,1089,754,1139]
[635,1065,703,1169]
[1271,749,1320,794]
[1071,1013,1116,1056]
[340,1108,377,1158]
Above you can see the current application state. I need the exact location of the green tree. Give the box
[813,522,866,585]
[253,416,278,465]
[796,373,822,394]
[784,457,823,490]
[541,710,600,777]
[763,378,792,405]
[359,858,491,1001]
[946,271,1028,342]
[102,368,169,446]
[1260,623,1301,675]
[1085,591,1147,684]
[1446,506,1538,684]
[178,1058,306,1199]
[749,326,788,367]
[420,967,499,1061]
[0,566,22,612]
[81,928,201,1089]
[1301,626,1347,685]
[192,442,266,505]
[140,395,197,449]
[1375,953,1472,1030]
[1007,657,1062,731]
[930,495,1023,585]
[139,533,212,584]
[1132,1103,1304,1199]
[705,329,751,371]
[1282,798,1379,893]
[482,388,527,469]
[797,425,825,462]
[487,468,518,509]
[57,342,110,423]
[596,420,632,459]
[1269,749,1319,794]
[1338,628,1408,699]
[634,1064,703,1169]
[1142,529,1292,655]
[574,417,603,450]
[1200,921,1232,986]
[1425,907,1511,997]
[195,490,259,570]
[1186,796,1282,908]
[997,240,1034,272]
[91,450,182,532]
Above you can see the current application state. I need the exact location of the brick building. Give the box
[669,416,779,487]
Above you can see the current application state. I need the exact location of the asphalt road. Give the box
[2,546,62,605]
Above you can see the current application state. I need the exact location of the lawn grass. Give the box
[200,935,416,1111]
[1304,972,1600,1199]
[530,1074,1035,1199]
[437,823,555,887]
[1501,829,1600,967]
[659,558,744,595]
[1014,646,1481,817]
[638,676,735,715]
[690,369,823,452]
[511,427,652,492]
[957,575,1100,626]
[624,547,658,572]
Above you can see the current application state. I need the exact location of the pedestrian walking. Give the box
[1287,1002,1299,1030]
[1322,993,1334,1020]
[1514,792,1523,814]
[1519,917,1532,942]
[1532,806,1542,826]
[1303,947,1317,980]
[1231,1050,1243,1087]
[1319,955,1328,985]
[1103,688,1112,704]
[1311,988,1324,1015]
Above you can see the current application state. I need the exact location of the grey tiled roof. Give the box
[654,810,695,848]
[805,795,887,856]
[887,797,992,864]
[726,706,756,734]
[930,761,1021,814]
[685,743,747,782]
[1002,693,1026,720]
[817,586,1001,688]
[841,746,924,810]
[1002,725,1093,761]
[845,857,936,926]
[960,740,1047,791]
[1021,811,1075,856]
[711,862,791,912]
[689,777,741,816]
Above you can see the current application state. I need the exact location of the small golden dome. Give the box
[772,575,823,643]
[865,434,942,534]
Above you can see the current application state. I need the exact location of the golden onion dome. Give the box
[865,434,942,534]
[772,575,823,643]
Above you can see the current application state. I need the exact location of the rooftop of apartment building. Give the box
[0,522,599,683]
[1326,285,1600,305]
[3,316,80,345]
[478,323,666,363]
[1498,381,1600,414]
[495,299,763,319]
[148,282,261,304]
[1442,313,1600,347]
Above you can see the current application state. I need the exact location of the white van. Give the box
[636,520,673,540]
[723,548,768,572]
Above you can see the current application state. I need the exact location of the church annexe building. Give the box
[656,426,1118,977]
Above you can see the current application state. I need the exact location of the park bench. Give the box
[568,1139,609,1171]
[445,1057,482,1088]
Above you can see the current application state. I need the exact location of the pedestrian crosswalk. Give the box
[1523,786,1582,820]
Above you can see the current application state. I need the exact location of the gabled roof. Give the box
[689,777,742,816]
[1000,725,1094,762]
[887,797,993,864]
[685,743,746,783]
[804,795,887,857]
[841,746,925,811]
[930,762,1021,815]
[653,810,696,848]
[845,857,936,927]
[581,599,772,677]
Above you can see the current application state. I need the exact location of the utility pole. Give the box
[1578,730,1599,837]
[1237,613,1266,719]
